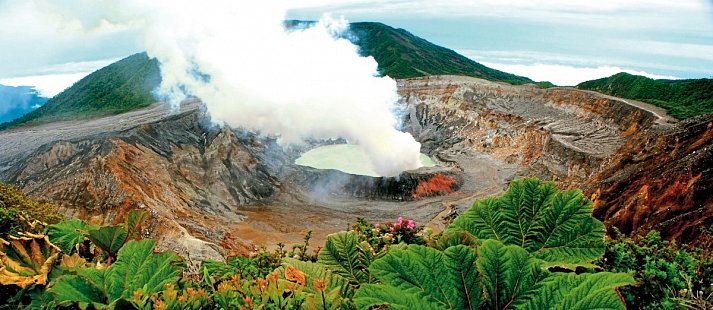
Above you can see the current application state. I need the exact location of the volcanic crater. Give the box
[0,75,710,265]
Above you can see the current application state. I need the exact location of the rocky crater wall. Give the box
[398,75,660,183]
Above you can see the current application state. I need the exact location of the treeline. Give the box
[577,72,713,120]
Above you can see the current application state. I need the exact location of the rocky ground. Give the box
[1,75,709,265]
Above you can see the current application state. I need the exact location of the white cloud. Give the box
[458,49,709,78]
[30,59,118,76]
[289,0,709,26]
[26,0,425,176]
[0,58,116,97]
[0,1,141,78]
[478,62,680,86]
[619,40,713,62]
[0,72,91,97]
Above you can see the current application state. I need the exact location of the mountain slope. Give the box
[2,22,537,130]
[577,72,713,120]
[0,53,160,129]
[0,85,48,123]
[346,22,534,84]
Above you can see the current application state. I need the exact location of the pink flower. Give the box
[407,220,415,230]
[396,217,404,225]
[374,223,380,229]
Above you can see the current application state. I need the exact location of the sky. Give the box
[0,0,712,97]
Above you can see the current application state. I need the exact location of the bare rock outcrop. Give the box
[9,107,284,258]
[398,76,711,245]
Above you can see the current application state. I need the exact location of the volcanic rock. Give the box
[0,75,709,258]
[398,75,710,246]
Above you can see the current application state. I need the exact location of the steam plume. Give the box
[38,0,423,176]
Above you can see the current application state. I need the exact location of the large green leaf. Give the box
[354,240,632,310]
[49,268,109,309]
[104,239,185,300]
[86,225,127,259]
[354,244,480,310]
[25,286,58,310]
[446,178,606,268]
[444,244,482,309]
[0,233,61,288]
[524,272,635,310]
[354,284,442,310]
[477,240,548,309]
[318,231,380,285]
[46,219,94,254]
[49,239,184,308]
[124,210,149,240]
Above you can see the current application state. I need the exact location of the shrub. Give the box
[351,217,425,253]
[0,178,648,309]
[598,229,713,309]
[355,178,633,309]
[0,182,63,238]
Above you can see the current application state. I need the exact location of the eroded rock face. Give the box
[9,108,285,263]
[588,116,713,245]
[398,76,711,245]
[398,76,660,182]
[0,74,709,257]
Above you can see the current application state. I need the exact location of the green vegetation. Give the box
[0,53,161,129]
[0,182,63,238]
[2,178,709,308]
[348,22,534,84]
[444,178,605,269]
[598,229,713,309]
[577,72,713,119]
[0,178,656,309]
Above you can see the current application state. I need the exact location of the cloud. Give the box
[478,62,680,86]
[0,72,92,97]
[619,40,713,62]
[0,58,115,97]
[289,0,709,26]
[32,0,423,176]
[0,1,141,78]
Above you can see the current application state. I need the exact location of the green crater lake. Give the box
[295,144,435,177]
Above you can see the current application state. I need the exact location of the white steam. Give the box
[36,0,423,176]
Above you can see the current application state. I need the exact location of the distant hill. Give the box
[2,22,535,129]
[577,72,713,120]
[346,22,534,84]
[0,53,160,129]
[0,85,48,124]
